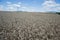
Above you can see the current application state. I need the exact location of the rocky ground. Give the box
[0,12,60,40]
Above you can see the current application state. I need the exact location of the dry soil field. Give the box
[0,12,60,40]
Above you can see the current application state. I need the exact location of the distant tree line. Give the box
[56,12,60,15]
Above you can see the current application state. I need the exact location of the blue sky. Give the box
[0,0,60,12]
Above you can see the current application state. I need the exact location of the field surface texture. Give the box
[0,12,60,40]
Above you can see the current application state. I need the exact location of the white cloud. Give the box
[0,1,37,12]
[0,5,3,11]
[1,0,60,12]
[6,6,17,11]
[42,1,56,7]
[41,0,60,12]
[5,2,22,11]
[20,6,37,12]
[0,1,35,12]
[13,4,21,7]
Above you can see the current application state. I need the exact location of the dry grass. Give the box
[0,12,60,40]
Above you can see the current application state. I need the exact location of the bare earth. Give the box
[0,12,60,40]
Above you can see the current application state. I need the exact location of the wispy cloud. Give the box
[0,1,37,12]
[5,2,22,11]
[41,0,60,12]
[0,5,3,11]
[0,0,60,12]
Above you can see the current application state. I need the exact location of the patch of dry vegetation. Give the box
[0,12,60,40]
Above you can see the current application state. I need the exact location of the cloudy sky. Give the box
[0,0,60,12]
